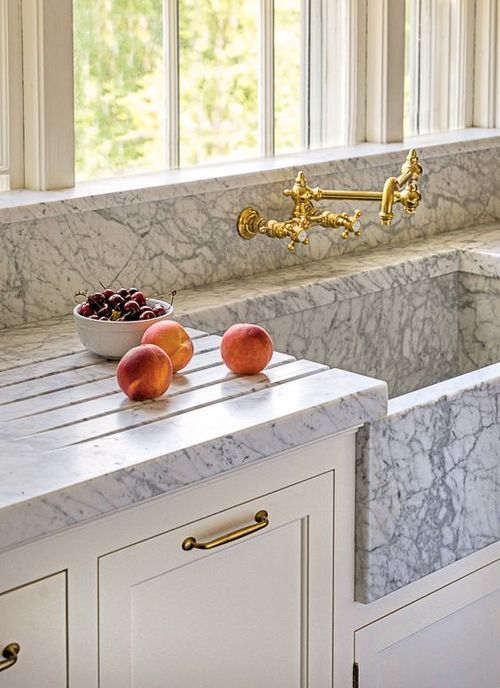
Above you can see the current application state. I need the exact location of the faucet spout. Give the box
[380,177,399,225]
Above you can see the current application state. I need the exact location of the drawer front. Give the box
[0,572,67,688]
[99,473,334,688]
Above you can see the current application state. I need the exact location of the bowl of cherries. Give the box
[73,287,174,359]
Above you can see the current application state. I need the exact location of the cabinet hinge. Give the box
[353,662,360,688]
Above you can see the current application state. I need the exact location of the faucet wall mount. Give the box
[237,149,423,252]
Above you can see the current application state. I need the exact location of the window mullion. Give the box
[451,0,475,129]
[345,0,367,145]
[259,0,274,157]
[1,0,23,190]
[0,0,10,189]
[22,0,74,190]
[473,0,497,127]
[496,0,500,129]
[365,0,405,143]
[164,0,179,169]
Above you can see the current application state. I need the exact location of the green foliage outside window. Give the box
[74,0,302,181]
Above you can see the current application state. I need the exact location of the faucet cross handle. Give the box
[315,209,363,240]
[283,171,320,206]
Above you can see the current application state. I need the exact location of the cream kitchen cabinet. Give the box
[354,557,500,688]
[0,573,67,688]
[99,472,334,688]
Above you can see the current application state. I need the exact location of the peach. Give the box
[141,320,194,373]
[117,344,173,400]
[221,323,274,375]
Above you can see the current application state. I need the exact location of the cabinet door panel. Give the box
[99,474,333,688]
[355,559,500,688]
[0,573,67,688]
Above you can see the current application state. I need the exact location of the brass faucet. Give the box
[237,149,423,252]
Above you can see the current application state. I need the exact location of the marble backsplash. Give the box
[1,135,500,328]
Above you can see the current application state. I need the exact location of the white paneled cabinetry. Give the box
[1,433,499,687]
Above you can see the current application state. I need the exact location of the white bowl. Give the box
[73,298,174,359]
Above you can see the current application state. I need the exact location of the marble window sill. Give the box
[1,127,499,226]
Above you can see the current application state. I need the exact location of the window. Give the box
[2,0,500,191]
[73,0,305,180]
[404,0,475,136]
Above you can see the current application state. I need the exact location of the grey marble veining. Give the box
[355,365,500,602]
[253,273,458,398]
[1,134,500,328]
[0,322,387,552]
[459,273,500,373]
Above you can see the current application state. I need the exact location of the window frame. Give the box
[1,0,23,190]
[2,0,500,192]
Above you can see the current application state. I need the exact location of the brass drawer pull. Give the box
[182,510,269,551]
[0,643,20,672]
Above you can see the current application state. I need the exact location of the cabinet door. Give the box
[0,573,67,688]
[99,473,333,688]
[355,558,500,688]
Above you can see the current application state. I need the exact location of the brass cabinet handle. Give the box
[182,510,269,551]
[0,643,20,672]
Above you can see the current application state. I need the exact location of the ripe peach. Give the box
[221,323,274,375]
[141,320,194,373]
[117,344,173,400]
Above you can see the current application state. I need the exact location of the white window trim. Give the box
[1,0,23,190]
[365,0,405,143]
[474,0,497,127]
[22,0,74,190]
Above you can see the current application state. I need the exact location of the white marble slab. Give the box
[0,324,387,552]
[356,362,500,602]
[2,133,500,329]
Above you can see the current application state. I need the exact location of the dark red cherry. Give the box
[134,291,146,305]
[117,288,129,299]
[88,292,105,306]
[108,294,124,308]
[124,300,140,312]
[79,303,93,317]
[102,288,114,300]
[139,311,155,320]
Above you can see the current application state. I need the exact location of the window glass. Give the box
[178,0,259,167]
[274,0,302,154]
[74,0,165,180]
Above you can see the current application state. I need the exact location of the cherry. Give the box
[102,288,114,300]
[117,288,129,299]
[99,316,109,321]
[89,314,99,320]
[124,300,140,312]
[153,305,166,317]
[79,303,93,317]
[139,311,155,320]
[88,292,105,306]
[108,294,124,308]
[134,291,146,306]
[97,306,110,318]
[128,287,138,295]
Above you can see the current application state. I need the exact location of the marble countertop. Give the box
[0,323,387,552]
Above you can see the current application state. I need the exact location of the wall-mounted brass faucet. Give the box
[237,149,423,252]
